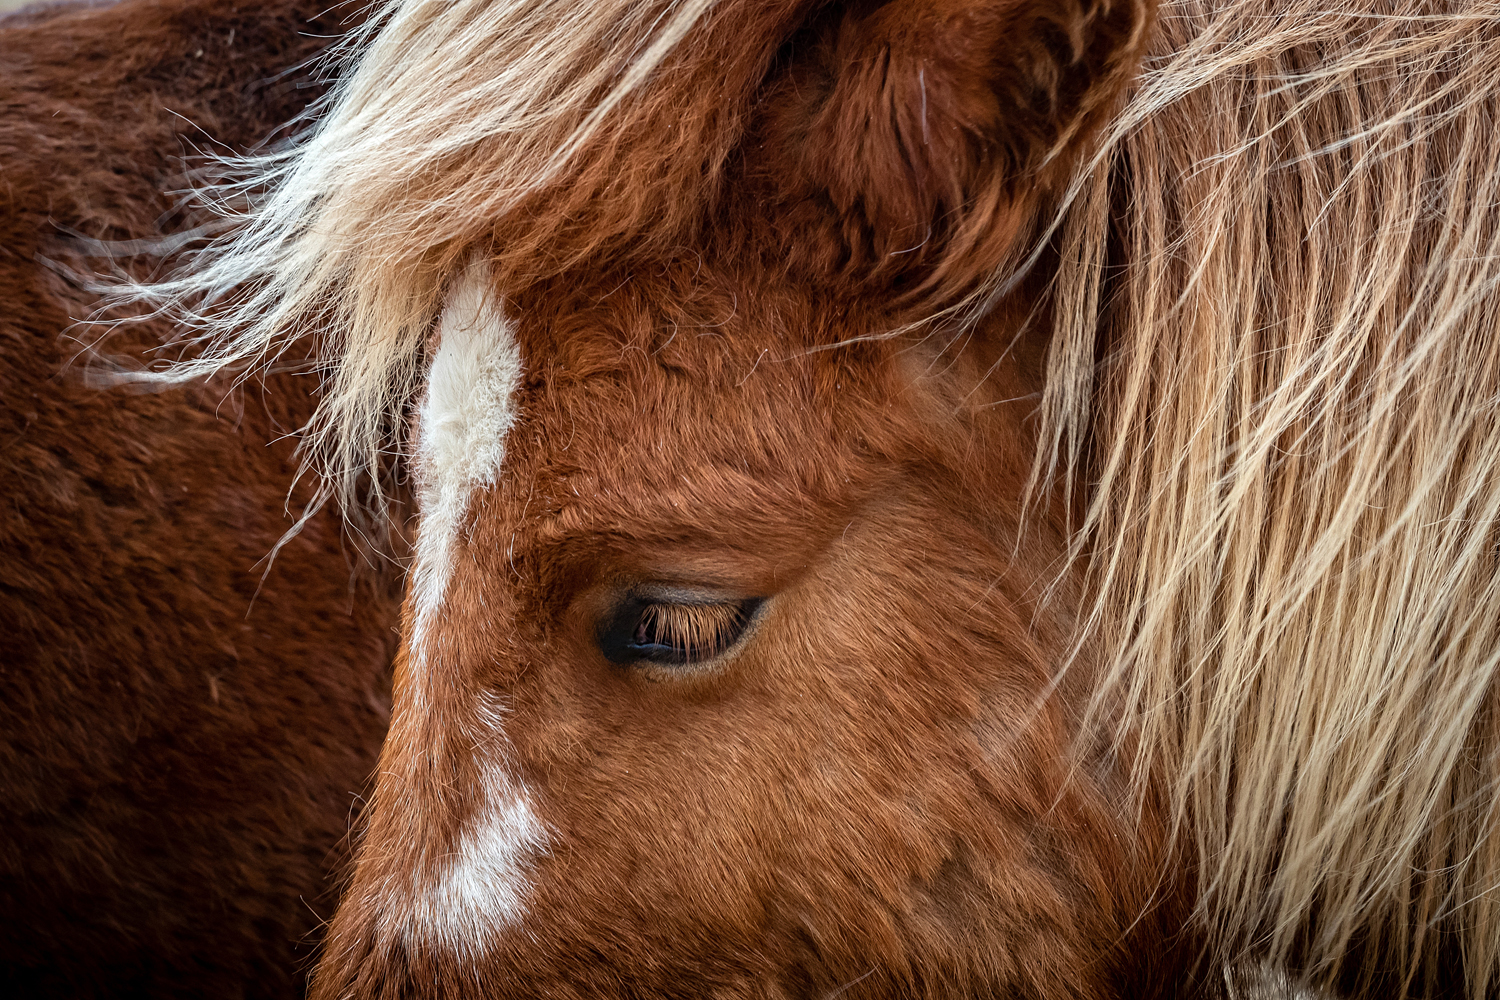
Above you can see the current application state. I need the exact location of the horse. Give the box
[0,1,403,996]
[6,0,1500,997]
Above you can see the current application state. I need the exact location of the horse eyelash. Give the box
[634,602,749,661]
[598,595,764,667]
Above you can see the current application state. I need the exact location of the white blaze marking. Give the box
[404,259,545,953]
[410,261,524,677]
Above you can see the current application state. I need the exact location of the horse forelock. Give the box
[106,0,815,514]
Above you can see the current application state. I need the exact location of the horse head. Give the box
[298,1,1171,996]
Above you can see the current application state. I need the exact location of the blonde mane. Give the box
[1041,1,1500,994]
[117,0,1500,995]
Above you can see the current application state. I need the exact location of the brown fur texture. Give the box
[0,2,401,997]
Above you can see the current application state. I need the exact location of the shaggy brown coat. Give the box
[0,2,400,996]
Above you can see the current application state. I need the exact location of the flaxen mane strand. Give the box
[1037,0,1500,994]
[111,0,817,512]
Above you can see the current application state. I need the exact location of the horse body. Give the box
[0,2,400,995]
[5,0,1500,997]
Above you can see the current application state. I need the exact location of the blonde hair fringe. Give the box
[110,0,735,512]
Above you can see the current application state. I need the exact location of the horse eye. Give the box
[597,595,764,667]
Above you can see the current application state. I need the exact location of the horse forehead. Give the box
[515,298,898,444]
[514,264,878,378]
[442,269,944,538]
[515,343,892,505]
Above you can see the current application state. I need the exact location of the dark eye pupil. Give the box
[599,596,763,666]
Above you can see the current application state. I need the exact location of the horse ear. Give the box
[755,0,1152,298]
